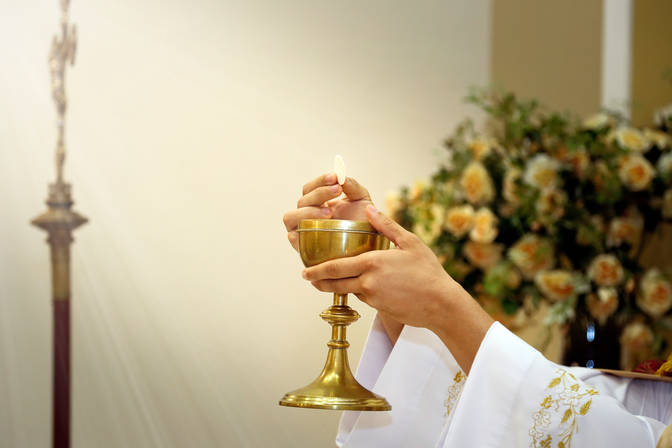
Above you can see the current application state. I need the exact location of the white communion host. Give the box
[282,173,672,448]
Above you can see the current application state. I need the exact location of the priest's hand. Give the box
[301,205,494,374]
[282,173,372,251]
[283,174,404,343]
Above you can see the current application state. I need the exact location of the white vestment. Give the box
[336,316,672,447]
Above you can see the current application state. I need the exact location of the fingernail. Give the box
[325,173,336,183]
[367,205,378,214]
[330,184,340,193]
[302,270,309,279]
[321,207,332,216]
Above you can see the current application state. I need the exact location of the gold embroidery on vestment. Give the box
[444,370,465,417]
[529,369,598,448]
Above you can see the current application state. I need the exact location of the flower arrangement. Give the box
[388,89,672,369]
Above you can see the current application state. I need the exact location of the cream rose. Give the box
[534,270,576,302]
[523,154,560,190]
[412,204,445,245]
[614,127,651,152]
[459,161,495,205]
[586,287,619,325]
[588,254,624,287]
[536,189,567,221]
[644,128,671,149]
[508,234,555,280]
[470,207,498,243]
[463,241,503,270]
[637,269,672,318]
[582,113,610,130]
[444,204,474,238]
[618,154,654,191]
[503,166,522,203]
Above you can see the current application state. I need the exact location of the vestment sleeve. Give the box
[442,322,670,447]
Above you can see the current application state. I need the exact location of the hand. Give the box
[301,205,458,329]
[302,205,494,373]
[283,173,373,251]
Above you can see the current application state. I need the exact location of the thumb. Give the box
[366,205,412,248]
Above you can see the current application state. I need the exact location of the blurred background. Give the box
[0,0,670,446]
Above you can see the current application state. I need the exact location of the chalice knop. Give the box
[279,219,392,411]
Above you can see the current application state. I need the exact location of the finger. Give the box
[302,173,338,195]
[302,254,370,281]
[298,184,342,208]
[342,177,371,202]
[283,206,332,231]
[287,231,299,251]
[366,205,415,249]
[311,278,361,295]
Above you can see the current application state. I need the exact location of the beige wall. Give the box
[631,0,672,126]
[0,1,491,446]
[491,0,603,117]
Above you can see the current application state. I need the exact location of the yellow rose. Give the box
[586,287,619,325]
[582,113,610,130]
[508,234,555,280]
[468,137,495,161]
[534,270,576,302]
[523,154,560,190]
[588,254,624,287]
[463,241,503,270]
[618,154,654,191]
[470,207,498,243]
[637,269,672,318]
[412,204,445,245]
[614,127,651,152]
[444,204,474,238]
[644,128,671,149]
[620,321,654,370]
[459,161,495,205]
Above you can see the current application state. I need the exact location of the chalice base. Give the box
[279,347,391,411]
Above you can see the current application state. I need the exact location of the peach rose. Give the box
[444,204,474,238]
[588,254,624,287]
[410,179,428,202]
[620,322,654,370]
[614,127,651,152]
[463,241,503,270]
[523,154,560,190]
[534,270,576,302]
[508,234,555,280]
[618,154,654,191]
[460,161,495,205]
[607,212,643,250]
[637,269,672,318]
[470,207,498,243]
[586,287,619,325]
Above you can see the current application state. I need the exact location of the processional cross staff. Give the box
[32,1,87,447]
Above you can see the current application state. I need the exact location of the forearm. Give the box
[377,312,404,345]
[428,280,494,375]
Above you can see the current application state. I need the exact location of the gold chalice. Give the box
[279,219,392,411]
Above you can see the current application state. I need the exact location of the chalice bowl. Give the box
[279,219,392,411]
